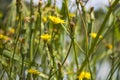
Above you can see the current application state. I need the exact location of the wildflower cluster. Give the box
[0,34,10,41]
[89,32,102,39]
[28,69,40,75]
[48,16,65,24]
[79,71,91,80]
[40,34,51,41]
[106,44,113,49]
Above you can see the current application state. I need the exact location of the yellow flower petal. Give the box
[42,16,47,22]
[79,71,91,80]
[0,34,4,39]
[40,34,51,41]
[0,34,10,41]
[89,32,102,39]
[28,69,40,75]
[106,44,113,49]
[48,16,65,24]
[69,13,75,18]
[9,28,15,34]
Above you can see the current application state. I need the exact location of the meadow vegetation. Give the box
[0,0,120,80]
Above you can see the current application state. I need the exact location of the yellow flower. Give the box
[9,28,15,34]
[28,69,40,75]
[42,16,47,22]
[40,34,51,41]
[0,11,3,18]
[106,44,113,49]
[48,16,65,24]
[89,32,102,39]
[79,71,91,80]
[0,34,4,39]
[3,36,10,41]
[69,13,75,18]
[0,34,10,40]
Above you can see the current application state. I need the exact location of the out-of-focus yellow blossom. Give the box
[48,16,65,24]
[28,69,40,75]
[79,71,91,80]
[0,34,10,41]
[42,17,47,22]
[9,28,15,34]
[28,68,49,79]
[106,44,113,49]
[0,34,4,39]
[89,32,102,39]
[40,34,51,41]
[0,12,3,18]
[3,36,10,41]
[69,13,75,18]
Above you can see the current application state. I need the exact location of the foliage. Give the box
[0,0,120,80]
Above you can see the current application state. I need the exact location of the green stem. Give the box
[0,68,6,80]
[73,39,79,70]
[76,0,88,53]
[88,0,119,55]
[78,0,119,75]
[20,43,24,80]
[10,0,22,79]
[106,59,120,80]
[62,41,72,66]
[48,41,72,79]
[29,0,34,63]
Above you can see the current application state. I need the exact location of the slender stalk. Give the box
[0,69,6,80]
[88,0,119,55]
[106,59,120,80]
[110,20,115,80]
[76,0,88,53]
[29,0,34,62]
[37,0,42,35]
[20,42,24,80]
[62,42,72,66]
[9,0,22,79]
[48,41,72,79]
[73,39,79,70]
[78,0,119,75]
[89,7,95,49]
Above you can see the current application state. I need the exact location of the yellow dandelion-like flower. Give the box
[3,36,10,41]
[0,34,10,41]
[69,13,75,18]
[89,32,102,39]
[48,16,65,24]
[28,69,40,75]
[0,34,4,39]
[106,44,113,49]
[9,28,15,34]
[40,34,51,41]
[79,71,91,80]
